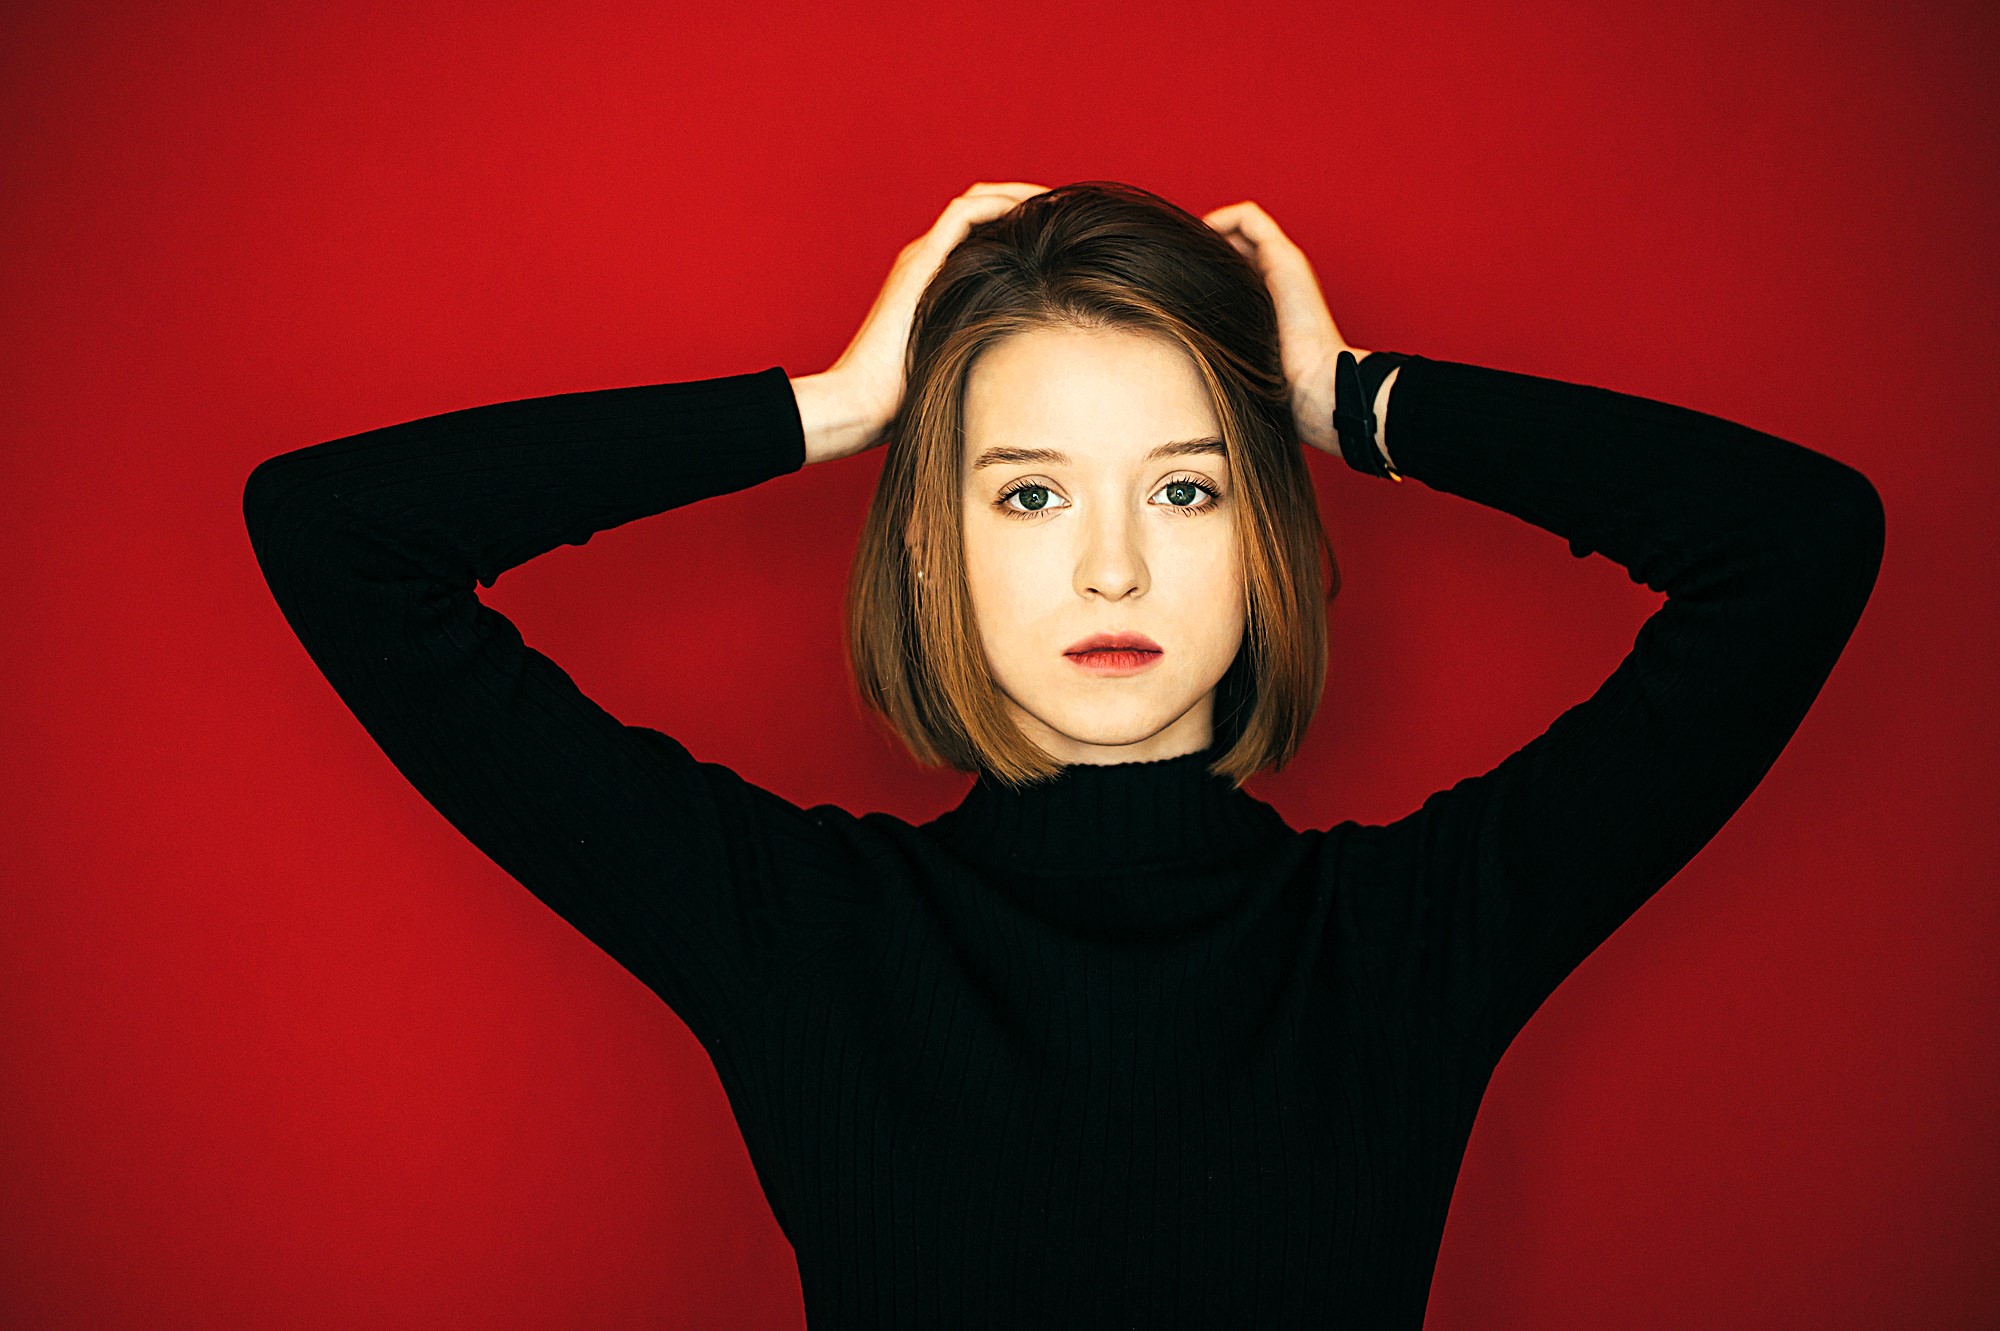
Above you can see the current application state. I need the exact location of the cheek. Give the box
[960,518,1037,643]
[964,534,1060,633]
[1168,541,1247,651]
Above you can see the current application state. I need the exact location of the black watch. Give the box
[1332,349,1411,480]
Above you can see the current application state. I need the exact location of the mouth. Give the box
[1063,632,1164,676]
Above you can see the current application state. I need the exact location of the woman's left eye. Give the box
[1153,477,1223,513]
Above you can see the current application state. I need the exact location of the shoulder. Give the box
[626,724,943,880]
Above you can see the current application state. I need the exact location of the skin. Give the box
[957,324,1243,764]
[789,183,1401,766]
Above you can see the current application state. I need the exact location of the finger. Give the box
[1203,201,1258,232]
[1203,205,1271,263]
[1205,201,1289,252]
[1219,218,1320,292]
[938,184,1047,225]
[929,186,1045,242]
[1211,229,1255,261]
[1207,200,1273,225]
[956,188,1042,211]
[1204,214,1265,265]
[962,181,1052,202]
[939,193,1033,233]
[908,182,1049,264]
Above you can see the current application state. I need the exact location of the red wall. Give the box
[3,2,1993,1326]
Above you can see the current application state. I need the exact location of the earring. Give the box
[916,568,926,579]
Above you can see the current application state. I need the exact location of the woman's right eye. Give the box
[998,483,1067,516]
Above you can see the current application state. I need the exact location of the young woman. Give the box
[243,180,1884,1327]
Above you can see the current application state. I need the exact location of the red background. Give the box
[4,2,1994,1326]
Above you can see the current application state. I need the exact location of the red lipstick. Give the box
[1062,631,1163,675]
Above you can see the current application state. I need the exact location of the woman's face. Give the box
[957,325,1246,765]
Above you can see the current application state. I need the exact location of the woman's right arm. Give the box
[242,366,867,1048]
[242,184,1049,1041]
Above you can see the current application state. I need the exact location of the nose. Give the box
[1073,510,1148,601]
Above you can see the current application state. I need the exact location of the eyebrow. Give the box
[968,437,1227,470]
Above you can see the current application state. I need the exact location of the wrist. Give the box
[1373,367,1400,472]
[790,371,890,465]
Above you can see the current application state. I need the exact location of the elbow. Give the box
[241,455,286,556]
[242,450,335,556]
[242,451,338,574]
[1787,466,1886,625]
[1827,467,1886,588]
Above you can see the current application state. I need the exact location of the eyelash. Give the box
[994,474,1225,520]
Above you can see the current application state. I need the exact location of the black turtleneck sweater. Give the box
[242,351,1883,1328]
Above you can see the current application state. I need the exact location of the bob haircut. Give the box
[844,180,1341,791]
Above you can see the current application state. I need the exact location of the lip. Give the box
[1063,631,1164,676]
[1063,632,1163,655]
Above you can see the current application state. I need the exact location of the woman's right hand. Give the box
[795,181,1050,465]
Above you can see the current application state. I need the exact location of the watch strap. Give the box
[1332,349,1410,481]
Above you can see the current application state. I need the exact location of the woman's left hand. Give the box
[1202,200,1365,456]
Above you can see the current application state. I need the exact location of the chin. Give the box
[1029,699,1192,750]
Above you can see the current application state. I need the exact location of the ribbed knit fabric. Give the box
[242,352,1884,1328]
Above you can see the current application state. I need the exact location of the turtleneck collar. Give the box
[929,744,1292,876]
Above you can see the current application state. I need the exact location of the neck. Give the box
[930,742,1289,878]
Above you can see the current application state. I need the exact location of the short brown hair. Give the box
[843,181,1340,790]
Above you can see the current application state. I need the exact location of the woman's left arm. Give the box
[1333,352,1886,1065]
[1203,200,1884,1065]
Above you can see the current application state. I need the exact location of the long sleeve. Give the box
[241,366,867,1051]
[1333,354,1886,1067]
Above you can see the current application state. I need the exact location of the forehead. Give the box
[961,326,1222,467]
